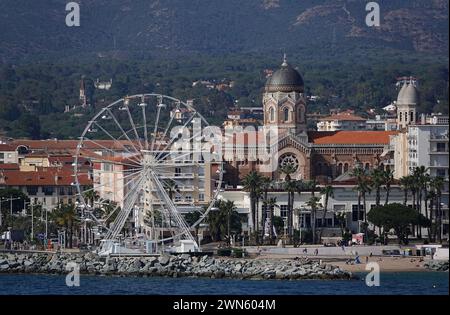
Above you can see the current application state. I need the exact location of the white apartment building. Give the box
[0,144,18,164]
[220,184,410,240]
[316,112,367,131]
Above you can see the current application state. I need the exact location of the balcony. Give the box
[159,173,195,179]
[430,150,449,155]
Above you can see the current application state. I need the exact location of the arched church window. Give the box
[270,107,275,122]
[344,163,349,173]
[299,106,304,122]
[399,112,402,122]
[284,108,289,122]
[410,111,414,122]
[404,112,408,122]
[338,163,343,175]
[365,163,370,170]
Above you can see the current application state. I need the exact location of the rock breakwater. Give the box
[0,252,353,280]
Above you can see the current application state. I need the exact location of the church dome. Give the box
[397,82,419,105]
[265,56,304,93]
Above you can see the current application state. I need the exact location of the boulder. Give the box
[158,255,171,266]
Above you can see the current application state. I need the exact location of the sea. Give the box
[0,272,448,295]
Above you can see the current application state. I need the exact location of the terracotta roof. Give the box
[0,169,91,186]
[0,144,15,151]
[10,140,139,151]
[308,131,398,145]
[0,163,19,170]
[318,113,366,121]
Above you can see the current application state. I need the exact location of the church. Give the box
[222,56,419,185]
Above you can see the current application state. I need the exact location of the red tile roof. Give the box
[0,144,15,151]
[0,169,91,186]
[0,163,19,170]
[308,131,398,145]
[10,140,139,151]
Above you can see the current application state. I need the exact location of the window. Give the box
[43,186,54,196]
[399,112,402,122]
[27,186,38,195]
[270,107,275,122]
[175,167,182,176]
[365,163,370,171]
[199,193,205,202]
[280,205,288,218]
[185,194,192,202]
[437,142,446,152]
[284,108,289,122]
[59,187,65,195]
[352,205,364,221]
[103,163,112,172]
[410,111,414,122]
[175,195,182,202]
[344,163,349,172]
[436,169,446,177]
[338,163,343,175]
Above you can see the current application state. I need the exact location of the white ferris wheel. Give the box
[73,94,224,255]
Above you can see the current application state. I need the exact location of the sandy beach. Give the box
[256,254,429,272]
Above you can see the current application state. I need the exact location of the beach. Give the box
[255,254,434,272]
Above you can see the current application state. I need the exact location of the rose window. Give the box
[279,153,299,172]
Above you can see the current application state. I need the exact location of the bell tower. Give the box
[263,55,307,136]
[396,77,419,130]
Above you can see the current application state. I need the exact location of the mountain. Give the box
[0,0,448,63]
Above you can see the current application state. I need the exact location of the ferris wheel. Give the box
[73,94,224,255]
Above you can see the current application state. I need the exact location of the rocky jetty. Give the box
[424,260,449,272]
[0,252,353,280]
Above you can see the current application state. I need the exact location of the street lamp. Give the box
[23,200,41,242]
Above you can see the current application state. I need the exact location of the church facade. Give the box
[223,57,401,185]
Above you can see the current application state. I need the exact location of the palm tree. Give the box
[399,176,412,206]
[319,185,334,243]
[52,204,79,248]
[370,168,384,207]
[163,179,180,227]
[413,166,429,239]
[427,189,437,242]
[242,171,262,237]
[281,164,297,241]
[206,200,241,243]
[382,169,394,205]
[260,176,272,239]
[263,197,279,242]
[351,167,371,234]
[306,196,321,244]
[284,180,297,241]
[83,188,99,207]
[430,177,444,243]
[335,211,347,238]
